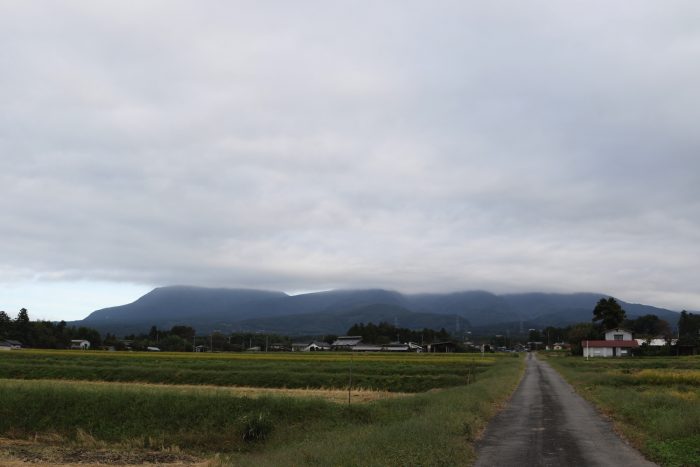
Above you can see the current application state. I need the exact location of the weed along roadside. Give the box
[0,351,524,466]
[542,353,700,467]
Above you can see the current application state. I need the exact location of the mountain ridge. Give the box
[73,285,682,336]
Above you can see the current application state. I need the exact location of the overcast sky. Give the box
[1,1,699,321]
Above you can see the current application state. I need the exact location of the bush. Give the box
[240,412,273,442]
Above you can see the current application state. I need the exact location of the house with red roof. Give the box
[583,328,638,358]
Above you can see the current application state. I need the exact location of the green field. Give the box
[544,354,700,467]
[0,350,524,466]
[0,350,495,392]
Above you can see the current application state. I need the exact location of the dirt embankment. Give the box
[0,437,206,467]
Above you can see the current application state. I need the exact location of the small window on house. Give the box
[614,334,624,341]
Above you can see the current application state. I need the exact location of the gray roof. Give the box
[332,336,362,346]
[309,341,331,347]
[0,340,22,346]
[351,344,382,351]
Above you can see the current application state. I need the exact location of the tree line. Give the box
[0,308,102,349]
[346,321,452,345]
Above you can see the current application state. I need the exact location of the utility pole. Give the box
[348,352,353,405]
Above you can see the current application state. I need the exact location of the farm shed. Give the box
[383,342,423,352]
[269,343,291,351]
[635,338,676,347]
[383,342,410,352]
[331,336,362,350]
[583,328,638,357]
[0,340,22,350]
[351,344,383,352]
[70,339,90,350]
[427,341,456,353]
[303,341,331,351]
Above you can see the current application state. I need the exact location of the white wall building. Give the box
[583,328,638,358]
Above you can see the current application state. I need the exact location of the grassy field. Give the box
[0,350,493,392]
[0,350,524,466]
[544,354,700,467]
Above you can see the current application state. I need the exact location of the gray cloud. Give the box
[1,1,699,314]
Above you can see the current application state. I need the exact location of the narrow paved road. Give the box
[474,353,657,467]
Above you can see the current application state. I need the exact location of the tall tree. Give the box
[14,308,31,343]
[678,311,700,347]
[0,310,10,338]
[567,323,601,355]
[592,297,626,330]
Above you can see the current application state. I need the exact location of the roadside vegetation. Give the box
[544,354,700,467]
[0,351,523,466]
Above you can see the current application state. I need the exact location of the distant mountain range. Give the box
[70,286,682,337]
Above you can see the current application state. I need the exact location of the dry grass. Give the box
[633,369,700,386]
[0,378,408,404]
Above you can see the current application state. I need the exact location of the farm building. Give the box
[383,342,410,352]
[269,343,291,351]
[634,338,677,347]
[303,341,331,351]
[331,336,362,350]
[382,342,424,352]
[0,340,22,351]
[583,328,639,358]
[70,339,90,350]
[551,342,571,351]
[426,341,456,353]
[351,344,383,352]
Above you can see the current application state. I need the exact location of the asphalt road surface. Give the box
[474,353,657,467]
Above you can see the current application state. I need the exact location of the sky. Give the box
[1,1,699,321]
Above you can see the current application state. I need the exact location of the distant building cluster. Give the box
[286,336,454,353]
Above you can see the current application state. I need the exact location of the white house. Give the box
[70,339,90,350]
[583,328,638,358]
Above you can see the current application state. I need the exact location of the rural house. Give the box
[583,328,639,358]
